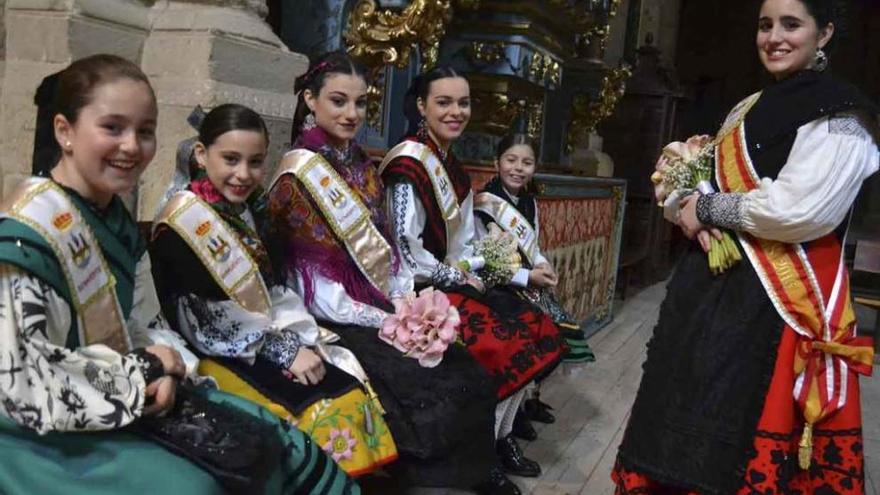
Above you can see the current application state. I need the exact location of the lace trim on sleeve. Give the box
[696,192,746,231]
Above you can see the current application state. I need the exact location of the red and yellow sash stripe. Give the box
[715,116,873,468]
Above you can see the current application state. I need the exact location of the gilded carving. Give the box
[469,41,506,64]
[527,51,561,87]
[344,0,453,70]
[566,65,631,152]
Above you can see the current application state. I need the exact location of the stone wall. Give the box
[0,0,307,219]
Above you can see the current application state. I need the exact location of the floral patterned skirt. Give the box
[613,327,867,495]
[447,285,566,400]
[200,358,398,477]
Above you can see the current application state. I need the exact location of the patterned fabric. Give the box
[613,329,866,495]
[200,358,397,478]
[695,192,746,231]
[266,126,396,309]
[828,112,872,138]
[381,135,472,260]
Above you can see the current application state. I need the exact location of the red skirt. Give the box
[613,327,866,494]
[447,287,565,400]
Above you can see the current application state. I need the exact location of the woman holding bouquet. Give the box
[149,102,398,478]
[0,55,357,494]
[381,66,566,489]
[614,0,878,493]
[263,52,501,493]
[474,134,596,440]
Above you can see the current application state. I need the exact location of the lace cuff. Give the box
[352,302,391,328]
[258,331,302,370]
[696,192,746,231]
[431,262,466,288]
[128,348,165,384]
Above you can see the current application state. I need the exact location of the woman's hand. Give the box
[145,345,186,379]
[528,265,557,288]
[286,348,326,385]
[143,375,177,417]
[677,193,705,240]
[696,228,724,253]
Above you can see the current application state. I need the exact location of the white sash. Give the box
[0,178,130,352]
[270,149,393,296]
[379,141,462,251]
[154,191,271,316]
[474,191,539,266]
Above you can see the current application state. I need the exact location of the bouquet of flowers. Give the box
[471,223,522,287]
[379,287,461,368]
[651,135,742,275]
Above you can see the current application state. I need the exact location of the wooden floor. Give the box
[401,281,879,495]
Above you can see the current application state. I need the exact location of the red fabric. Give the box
[612,326,866,495]
[447,291,565,400]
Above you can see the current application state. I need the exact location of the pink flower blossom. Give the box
[323,428,357,462]
[379,287,460,368]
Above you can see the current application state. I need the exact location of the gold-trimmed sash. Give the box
[0,178,130,352]
[474,191,539,266]
[715,101,872,466]
[379,141,462,251]
[154,191,271,316]
[270,149,393,296]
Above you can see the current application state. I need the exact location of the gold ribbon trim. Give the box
[154,192,271,316]
[270,149,393,296]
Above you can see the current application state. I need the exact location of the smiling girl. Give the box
[0,55,353,494]
[149,102,397,479]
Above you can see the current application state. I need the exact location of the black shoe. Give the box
[523,398,556,424]
[473,467,522,495]
[511,409,537,441]
[496,435,541,478]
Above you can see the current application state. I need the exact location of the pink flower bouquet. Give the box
[379,287,461,368]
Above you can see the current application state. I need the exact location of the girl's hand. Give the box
[143,376,177,417]
[465,272,486,293]
[145,345,186,379]
[286,348,326,386]
[696,228,724,253]
[528,265,557,288]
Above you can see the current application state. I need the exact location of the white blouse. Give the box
[0,253,194,434]
[387,182,483,291]
[474,190,551,288]
[699,112,879,243]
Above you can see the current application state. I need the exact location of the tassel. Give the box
[798,422,813,470]
[363,403,374,436]
[364,380,386,415]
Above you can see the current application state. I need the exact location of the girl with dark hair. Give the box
[614,0,878,493]
[150,102,397,478]
[265,52,502,493]
[473,134,596,440]
[0,55,357,494]
[380,66,567,493]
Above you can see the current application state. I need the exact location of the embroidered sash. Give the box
[154,191,271,316]
[270,149,393,296]
[380,141,462,253]
[474,192,539,266]
[715,95,873,459]
[0,178,131,352]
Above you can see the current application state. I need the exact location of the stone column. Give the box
[138,0,307,219]
[0,0,151,198]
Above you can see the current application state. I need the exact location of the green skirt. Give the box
[0,387,359,494]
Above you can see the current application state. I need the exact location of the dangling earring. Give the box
[814,48,828,72]
[417,117,429,141]
[303,113,316,131]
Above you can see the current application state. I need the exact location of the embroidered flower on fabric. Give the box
[323,428,357,462]
[189,177,224,204]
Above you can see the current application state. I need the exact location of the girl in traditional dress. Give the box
[474,134,596,441]
[380,66,567,490]
[613,0,878,493]
[0,54,357,494]
[263,51,504,493]
[149,102,398,478]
